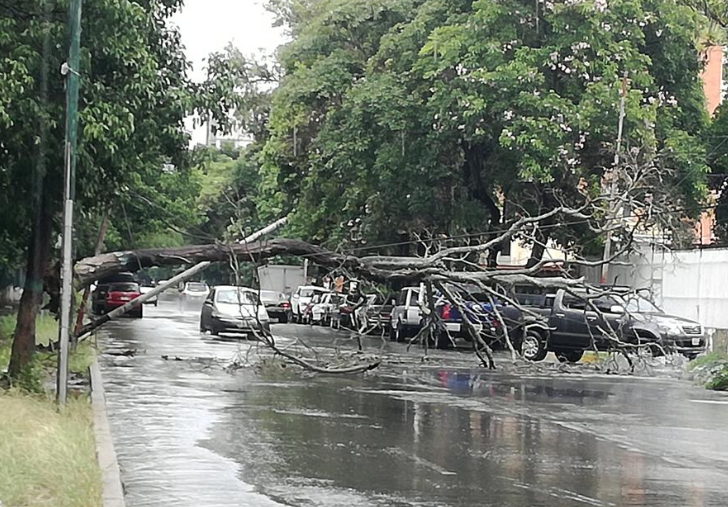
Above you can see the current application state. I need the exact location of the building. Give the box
[701,45,724,117]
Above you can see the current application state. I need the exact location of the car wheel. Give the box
[555,349,584,363]
[522,329,548,362]
[211,325,220,336]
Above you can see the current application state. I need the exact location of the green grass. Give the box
[0,390,101,507]
[0,314,95,378]
[688,352,728,371]
[689,352,728,391]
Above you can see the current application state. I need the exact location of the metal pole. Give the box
[57,0,83,405]
[601,75,628,285]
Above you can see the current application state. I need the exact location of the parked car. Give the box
[311,292,343,325]
[92,272,137,314]
[200,286,270,336]
[518,289,706,362]
[432,288,523,349]
[139,285,158,306]
[259,290,292,323]
[366,294,395,330]
[182,281,210,299]
[389,286,423,341]
[104,282,143,318]
[291,285,329,323]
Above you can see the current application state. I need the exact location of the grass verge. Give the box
[689,352,728,391]
[0,313,102,506]
[0,390,101,507]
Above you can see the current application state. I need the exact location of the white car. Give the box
[182,281,210,299]
[139,285,158,306]
[389,286,423,341]
[199,286,270,336]
[311,292,343,325]
[291,285,330,323]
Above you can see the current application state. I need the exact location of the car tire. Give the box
[522,329,548,362]
[555,349,584,363]
[210,325,220,336]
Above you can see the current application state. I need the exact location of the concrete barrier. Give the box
[89,358,126,507]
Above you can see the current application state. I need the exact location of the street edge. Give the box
[89,357,126,507]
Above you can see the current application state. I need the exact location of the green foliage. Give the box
[260,0,711,253]
[689,353,728,391]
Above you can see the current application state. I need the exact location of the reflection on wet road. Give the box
[98,296,728,506]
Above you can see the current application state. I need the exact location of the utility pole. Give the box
[57,0,83,405]
[600,74,628,285]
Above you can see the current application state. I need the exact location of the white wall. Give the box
[594,246,728,330]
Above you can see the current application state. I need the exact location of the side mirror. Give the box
[610,305,625,314]
[293,294,300,299]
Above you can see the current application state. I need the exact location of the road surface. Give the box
[97,296,728,507]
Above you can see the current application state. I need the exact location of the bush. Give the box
[689,353,728,391]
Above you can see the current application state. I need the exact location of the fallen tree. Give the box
[70,151,702,374]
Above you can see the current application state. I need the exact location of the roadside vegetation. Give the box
[0,315,100,507]
[689,353,728,391]
[0,391,101,507]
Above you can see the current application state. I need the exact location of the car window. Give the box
[109,283,139,292]
[397,292,406,306]
[621,295,662,313]
[563,294,588,311]
[216,290,259,305]
[407,290,420,307]
[300,288,316,297]
[187,282,208,291]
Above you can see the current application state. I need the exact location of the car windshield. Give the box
[620,295,662,313]
[187,282,208,291]
[109,283,138,292]
[216,290,260,305]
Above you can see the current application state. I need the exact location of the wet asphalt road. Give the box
[97,296,728,507]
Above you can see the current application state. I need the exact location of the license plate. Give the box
[120,296,130,301]
[692,338,701,346]
[445,323,461,332]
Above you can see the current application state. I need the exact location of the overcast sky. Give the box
[171,0,286,144]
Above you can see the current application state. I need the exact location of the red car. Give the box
[104,282,143,318]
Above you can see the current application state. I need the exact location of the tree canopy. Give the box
[259,0,712,257]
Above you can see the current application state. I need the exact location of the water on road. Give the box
[97,296,728,506]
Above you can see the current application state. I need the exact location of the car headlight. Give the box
[658,322,683,337]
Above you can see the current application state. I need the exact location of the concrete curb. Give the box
[89,357,126,507]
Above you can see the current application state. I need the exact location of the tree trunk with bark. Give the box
[8,196,54,379]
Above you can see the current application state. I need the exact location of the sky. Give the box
[171,0,286,144]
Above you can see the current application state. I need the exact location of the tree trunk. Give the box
[8,195,54,379]
[73,210,109,338]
